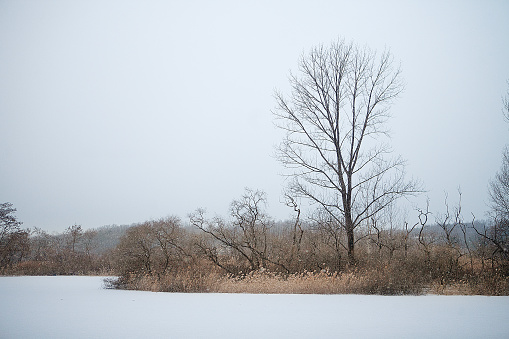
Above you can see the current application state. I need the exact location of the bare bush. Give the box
[113,216,191,279]
[191,189,283,273]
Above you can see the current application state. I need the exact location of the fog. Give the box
[1,0,508,231]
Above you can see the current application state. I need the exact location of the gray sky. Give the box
[1,0,508,232]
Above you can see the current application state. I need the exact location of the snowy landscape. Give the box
[1,276,508,339]
[1,2,509,337]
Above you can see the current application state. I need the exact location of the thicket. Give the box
[106,190,509,295]
[0,220,128,276]
[2,191,508,295]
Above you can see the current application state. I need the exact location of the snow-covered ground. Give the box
[0,276,508,338]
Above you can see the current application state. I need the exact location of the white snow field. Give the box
[0,276,508,339]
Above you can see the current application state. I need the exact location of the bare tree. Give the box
[469,92,509,273]
[368,203,406,262]
[150,217,191,274]
[114,217,189,277]
[312,207,346,270]
[492,81,509,218]
[402,202,430,259]
[0,202,29,269]
[82,229,98,258]
[471,147,509,270]
[274,194,305,271]
[489,147,509,222]
[435,192,461,249]
[65,224,83,254]
[191,189,281,273]
[274,39,420,264]
[416,201,433,261]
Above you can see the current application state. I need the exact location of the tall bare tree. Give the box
[274,39,420,265]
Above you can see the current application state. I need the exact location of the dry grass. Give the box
[215,270,371,294]
[111,265,509,295]
[427,281,474,295]
[111,267,430,295]
[2,259,114,276]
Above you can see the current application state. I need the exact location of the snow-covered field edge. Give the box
[1,276,508,338]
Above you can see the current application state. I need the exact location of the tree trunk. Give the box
[345,210,355,266]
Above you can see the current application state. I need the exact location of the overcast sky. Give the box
[1,0,508,232]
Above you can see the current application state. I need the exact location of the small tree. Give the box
[475,147,509,272]
[65,224,83,254]
[0,203,29,269]
[191,189,275,273]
